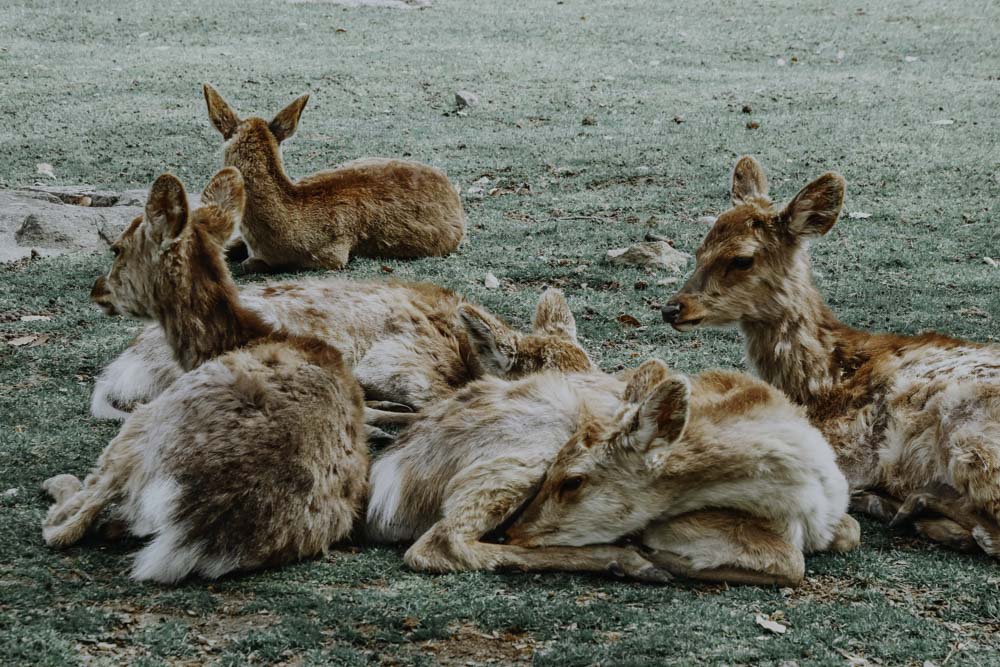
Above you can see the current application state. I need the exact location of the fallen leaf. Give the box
[984,257,998,268]
[848,211,872,219]
[582,115,597,126]
[484,273,500,289]
[754,613,787,634]
[402,616,420,630]
[8,335,38,347]
[746,121,760,129]
[20,315,51,322]
[36,163,55,179]
[616,314,642,328]
[380,265,394,273]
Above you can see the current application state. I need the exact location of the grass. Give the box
[1,0,999,664]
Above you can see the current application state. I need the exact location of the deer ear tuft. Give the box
[731,155,769,205]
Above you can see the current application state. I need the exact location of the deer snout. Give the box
[661,301,683,324]
[90,276,118,316]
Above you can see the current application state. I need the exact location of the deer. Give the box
[202,83,466,273]
[367,355,857,586]
[90,278,593,427]
[41,169,368,583]
[661,155,1000,557]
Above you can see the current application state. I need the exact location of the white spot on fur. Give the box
[366,453,406,542]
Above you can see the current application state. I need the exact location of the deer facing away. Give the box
[42,170,368,582]
[662,155,1000,557]
[203,84,466,273]
[368,355,857,586]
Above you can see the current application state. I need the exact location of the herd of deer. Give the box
[39,87,1000,587]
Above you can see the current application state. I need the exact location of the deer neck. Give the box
[227,141,295,211]
[154,232,273,371]
[738,250,854,406]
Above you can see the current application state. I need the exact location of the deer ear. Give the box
[731,155,769,205]
[780,172,846,238]
[622,359,672,404]
[459,304,519,374]
[532,288,577,340]
[628,376,691,451]
[269,94,309,142]
[145,174,189,241]
[199,167,245,245]
[203,84,240,139]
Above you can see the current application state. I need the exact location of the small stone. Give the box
[984,257,998,268]
[606,241,690,272]
[741,104,752,113]
[634,280,648,290]
[484,272,500,289]
[672,115,684,124]
[3,488,18,498]
[36,163,55,179]
[904,55,918,63]
[848,211,872,219]
[455,90,479,109]
[582,115,597,126]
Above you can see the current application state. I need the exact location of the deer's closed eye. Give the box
[728,256,754,272]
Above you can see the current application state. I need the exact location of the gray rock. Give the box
[606,241,691,272]
[455,90,480,109]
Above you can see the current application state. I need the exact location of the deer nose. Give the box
[661,301,683,324]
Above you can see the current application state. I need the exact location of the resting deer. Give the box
[368,356,856,586]
[662,155,1000,557]
[90,279,592,427]
[202,84,465,272]
[42,170,368,582]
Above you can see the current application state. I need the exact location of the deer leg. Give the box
[912,518,978,552]
[364,407,422,427]
[828,514,862,553]
[640,510,806,587]
[224,237,249,262]
[404,523,670,583]
[314,242,352,271]
[240,257,273,275]
[850,489,902,522]
[366,400,414,413]
[887,482,1000,556]
[42,429,139,548]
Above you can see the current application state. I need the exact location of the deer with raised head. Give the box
[42,170,368,582]
[202,84,465,272]
[368,354,856,586]
[662,155,1000,557]
[90,278,592,426]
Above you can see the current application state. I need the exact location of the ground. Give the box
[1,0,999,665]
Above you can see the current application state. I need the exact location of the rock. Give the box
[484,272,500,289]
[455,90,480,109]
[606,241,690,272]
[0,185,207,262]
[2,488,18,498]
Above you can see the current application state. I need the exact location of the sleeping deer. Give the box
[90,280,592,426]
[368,355,857,586]
[42,170,368,582]
[203,84,465,272]
[662,155,1000,557]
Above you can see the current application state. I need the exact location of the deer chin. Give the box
[670,318,703,332]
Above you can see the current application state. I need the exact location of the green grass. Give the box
[1,0,999,664]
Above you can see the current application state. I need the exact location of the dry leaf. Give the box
[484,272,500,289]
[754,613,787,634]
[616,314,642,328]
[20,315,51,322]
[380,265,395,273]
[746,121,760,129]
[8,335,38,347]
[36,163,55,179]
[848,211,872,219]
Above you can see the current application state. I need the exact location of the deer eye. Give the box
[728,256,754,272]
[559,476,584,495]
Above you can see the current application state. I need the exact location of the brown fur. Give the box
[42,170,368,582]
[664,156,1000,557]
[203,84,466,272]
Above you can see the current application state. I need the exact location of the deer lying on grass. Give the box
[662,155,1000,557]
[90,280,592,426]
[203,84,465,272]
[42,170,368,582]
[368,356,857,586]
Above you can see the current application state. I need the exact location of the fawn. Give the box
[368,355,856,586]
[91,274,591,425]
[662,155,1000,557]
[42,170,368,582]
[202,84,465,272]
